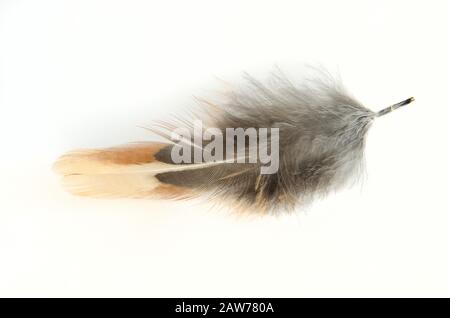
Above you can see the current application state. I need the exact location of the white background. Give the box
[1,0,449,297]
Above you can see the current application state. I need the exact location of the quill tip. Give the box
[376,97,415,117]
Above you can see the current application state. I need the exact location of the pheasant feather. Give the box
[54,69,414,213]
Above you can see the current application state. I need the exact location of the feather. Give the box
[54,69,414,213]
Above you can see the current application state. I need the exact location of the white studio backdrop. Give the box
[1,0,449,297]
